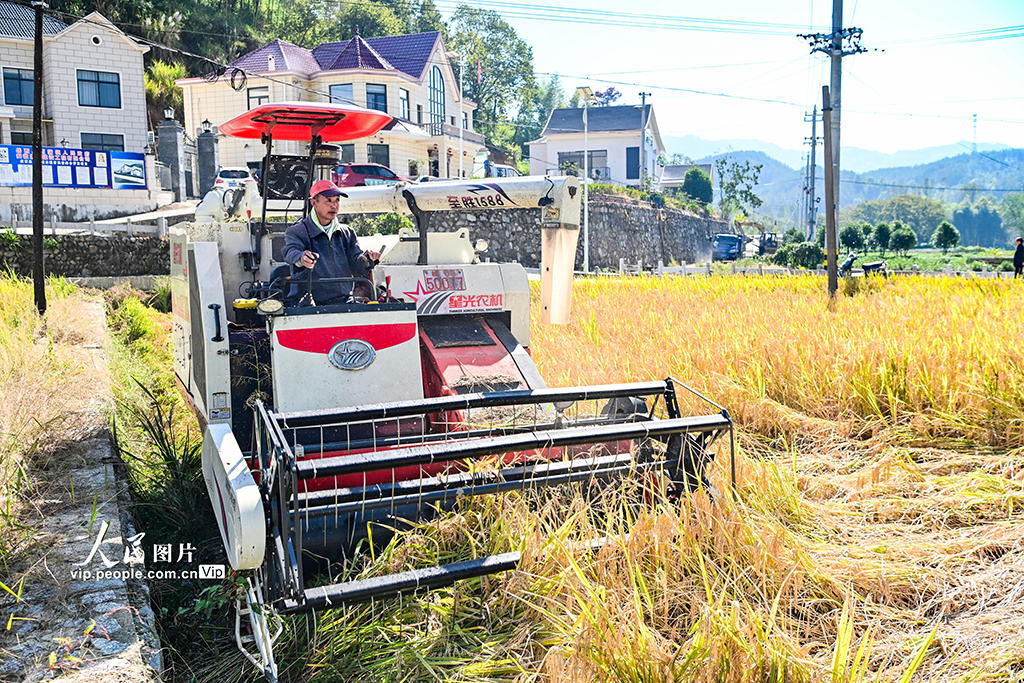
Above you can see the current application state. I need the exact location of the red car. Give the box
[331,163,409,187]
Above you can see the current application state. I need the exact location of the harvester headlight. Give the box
[474,239,488,253]
[256,298,284,316]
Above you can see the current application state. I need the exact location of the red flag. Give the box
[477,59,482,84]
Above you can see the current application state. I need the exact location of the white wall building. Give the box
[527,105,664,187]
[0,2,164,220]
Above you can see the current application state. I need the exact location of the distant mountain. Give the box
[691,147,1024,229]
[663,134,1012,173]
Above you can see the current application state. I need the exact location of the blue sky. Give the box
[442,1,1024,154]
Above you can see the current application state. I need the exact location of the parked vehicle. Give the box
[712,233,745,261]
[331,163,409,187]
[215,166,258,189]
[471,150,521,178]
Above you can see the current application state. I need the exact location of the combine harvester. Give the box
[171,103,734,680]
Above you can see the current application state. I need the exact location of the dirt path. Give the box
[0,295,161,682]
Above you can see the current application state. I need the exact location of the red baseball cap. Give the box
[309,179,346,199]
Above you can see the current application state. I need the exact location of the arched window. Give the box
[429,65,445,124]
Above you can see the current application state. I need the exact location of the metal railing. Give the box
[418,121,486,145]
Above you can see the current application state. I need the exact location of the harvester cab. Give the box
[171,103,734,680]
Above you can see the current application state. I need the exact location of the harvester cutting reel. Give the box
[203,378,734,680]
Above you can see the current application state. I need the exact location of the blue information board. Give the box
[0,146,146,189]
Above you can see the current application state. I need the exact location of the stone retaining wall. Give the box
[2,199,724,277]
[0,235,169,278]
[345,198,725,270]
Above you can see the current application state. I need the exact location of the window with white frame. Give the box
[428,66,445,124]
[366,84,387,113]
[248,86,269,109]
[399,88,409,120]
[329,83,353,105]
[77,70,120,108]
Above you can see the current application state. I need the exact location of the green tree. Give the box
[839,223,865,252]
[338,2,406,39]
[872,222,891,256]
[516,74,565,150]
[890,222,918,256]
[415,0,444,33]
[681,167,713,206]
[861,223,873,251]
[932,220,960,254]
[446,6,535,157]
[782,226,805,246]
[1000,193,1024,243]
[714,156,763,218]
[144,60,185,130]
[841,194,947,244]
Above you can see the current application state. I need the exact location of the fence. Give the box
[645,260,1018,280]
[5,217,170,237]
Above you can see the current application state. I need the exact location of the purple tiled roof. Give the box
[317,34,395,71]
[231,31,442,79]
[363,32,440,79]
[230,39,320,75]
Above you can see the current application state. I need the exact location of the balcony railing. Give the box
[419,121,485,146]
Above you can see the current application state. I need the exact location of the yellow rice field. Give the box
[505,274,1024,682]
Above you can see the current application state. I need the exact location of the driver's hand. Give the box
[299,251,319,268]
[364,250,381,262]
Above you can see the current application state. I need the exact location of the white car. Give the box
[215,167,257,188]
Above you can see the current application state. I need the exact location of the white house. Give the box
[0,3,148,152]
[527,104,664,187]
[0,2,162,220]
[176,31,486,180]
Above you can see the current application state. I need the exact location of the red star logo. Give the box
[402,280,429,303]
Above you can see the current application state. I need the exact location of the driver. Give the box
[282,179,381,305]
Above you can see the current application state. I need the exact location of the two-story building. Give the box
[0,2,161,220]
[176,31,485,180]
[0,2,148,151]
[527,105,664,188]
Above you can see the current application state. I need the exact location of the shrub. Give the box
[680,167,713,206]
[772,241,824,269]
[782,227,805,246]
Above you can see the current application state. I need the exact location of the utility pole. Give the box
[804,106,820,240]
[799,0,865,215]
[639,92,650,186]
[31,0,47,315]
[822,86,838,298]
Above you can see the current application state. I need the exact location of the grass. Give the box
[92,273,1024,682]
[0,273,101,562]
